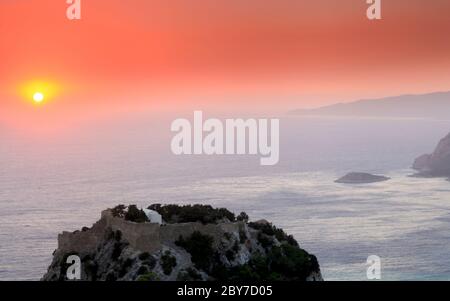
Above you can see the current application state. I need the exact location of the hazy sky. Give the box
[1,0,450,131]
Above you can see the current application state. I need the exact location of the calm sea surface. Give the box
[1,116,450,280]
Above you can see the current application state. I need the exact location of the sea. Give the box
[1,114,450,280]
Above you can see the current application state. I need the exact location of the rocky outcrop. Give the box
[413,133,450,177]
[335,172,390,184]
[42,204,323,281]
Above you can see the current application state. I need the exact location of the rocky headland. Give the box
[42,204,322,281]
[413,132,450,179]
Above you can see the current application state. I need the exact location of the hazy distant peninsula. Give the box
[43,204,322,281]
[291,91,450,119]
[413,132,450,178]
[335,172,390,184]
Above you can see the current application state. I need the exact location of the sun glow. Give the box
[20,80,61,105]
[33,92,44,103]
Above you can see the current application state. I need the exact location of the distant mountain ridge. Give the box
[291,91,450,119]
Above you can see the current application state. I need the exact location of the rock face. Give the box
[42,204,323,281]
[413,133,450,177]
[335,172,390,184]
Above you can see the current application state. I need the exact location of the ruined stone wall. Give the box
[159,221,246,247]
[57,210,161,254]
[57,216,107,254]
[57,209,246,255]
[102,210,161,253]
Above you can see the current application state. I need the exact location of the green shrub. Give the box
[142,258,157,270]
[160,251,177,275]
[249,222,298,246]
[232,241,239,252]
[225,249,236,261]
[84,260,98,281]
[137,266,149,276]
[111,204,149,223]
[138,253,156,269]
[124,205,149,223]
[257,233,273,249]
[268,244,319,280]
[227,264,261,281]
[224,241,240,262]
[237,212,249,222]
[177,267,203,281]
[119,258,134,277]
[111,242,127,260]
[248,222,275,235]
[114,230,122,241]
[175,231,215,270]
[286,235,299,247]
[239,230,247,244]
[137,271,160,281]
[111,204,126,218]
[213,244,319,281]
[138,252,151,261]
[148,204,235,224]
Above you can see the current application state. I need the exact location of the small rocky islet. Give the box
[335,172,390,184]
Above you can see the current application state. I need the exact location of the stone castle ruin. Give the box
[57,209,246,255]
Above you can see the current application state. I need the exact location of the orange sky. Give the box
[1,0,450,131]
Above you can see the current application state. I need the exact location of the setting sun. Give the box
[33,92,44,103]
[19,80,61,105]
